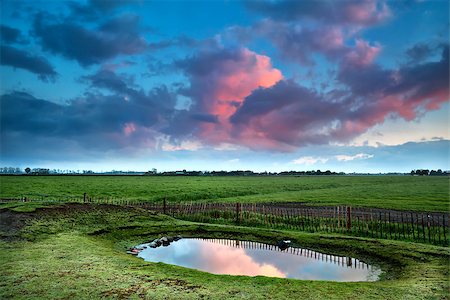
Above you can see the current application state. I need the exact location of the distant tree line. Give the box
[0,167,22,174]
[410,169,448,176]
[149,169,345,176]
[1,167,448,176]
[0,167,97,175]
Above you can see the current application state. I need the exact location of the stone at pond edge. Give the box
[160,237,170,246]
[127,236,183,255]
[276,240,291,251]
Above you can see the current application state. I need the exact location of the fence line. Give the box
[1,196,448,246]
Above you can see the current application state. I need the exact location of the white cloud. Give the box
[161,140,202,151]
[292,156,328,165]
[213,143,242,151]
[227,158,240,163]
[335,153,374,161]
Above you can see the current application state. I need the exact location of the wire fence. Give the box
[2,195,449,246]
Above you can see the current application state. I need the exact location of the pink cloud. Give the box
[229,43,449,149]
[315,26,345,51]
[197,242,286,278]
[345,39,381,66]
[178,47,283,145]
[345,0,391,26]
[123,122,136,136]
[208,48,283,119]
[171,40,448,152]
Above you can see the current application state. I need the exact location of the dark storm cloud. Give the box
[0,45,57,81]
[33,13,147,66]
[230,80,330,123]
[338,44,449,100]
[191,113,219,124]
[0,92,63,134]
[82,69,176,117]
[405,43,433,62]
[0,70,178,157]
[230,80,347,147]
[386,44,449,103]
[336,63,392,96]
[0,25,21,43]
[82,69,134,94]
[77,70,177,129]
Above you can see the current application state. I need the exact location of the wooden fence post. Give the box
[163,197,167,214]
[235,202,240,224]
[427,214,431,243]
[83,193,87,203]
[443,214,447,244]
[339,207,342,233]
[388,212,392,239]
[437,215,441,244]
[346,206,351,231]
[421,213,425,242]
[379,212,382,238]
[401,212,405,240]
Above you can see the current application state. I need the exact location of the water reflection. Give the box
[137,238,381,281]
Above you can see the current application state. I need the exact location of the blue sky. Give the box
[0,0,448,172]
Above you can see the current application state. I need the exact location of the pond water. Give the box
[136,238,381,281]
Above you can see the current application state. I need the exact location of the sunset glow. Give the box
[0,0,448,172]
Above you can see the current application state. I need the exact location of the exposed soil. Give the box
[0,210,34,240]
[0,203,139,241]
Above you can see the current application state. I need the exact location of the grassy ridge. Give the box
[1,175,448,211]
[1,204,449,299]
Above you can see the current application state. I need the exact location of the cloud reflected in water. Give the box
[138,239,381,281]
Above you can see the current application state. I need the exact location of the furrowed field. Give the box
[1,175,449,211]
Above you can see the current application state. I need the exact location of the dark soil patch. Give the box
[0,210,34,240]
[0,203,145,241]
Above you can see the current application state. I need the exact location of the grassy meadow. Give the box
[1,175,449,299]
[1,203,449,299]
[1,175,449,211]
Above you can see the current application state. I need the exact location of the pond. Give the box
[133,237,381,281]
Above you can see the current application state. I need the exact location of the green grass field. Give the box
[1,175,449,211]
[1,204,449,299]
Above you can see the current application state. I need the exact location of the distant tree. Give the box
[25,167,31,174]
[430,169,444,176]
[414,169,430,176]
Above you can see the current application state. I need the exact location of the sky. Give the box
[0,0,449,173]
